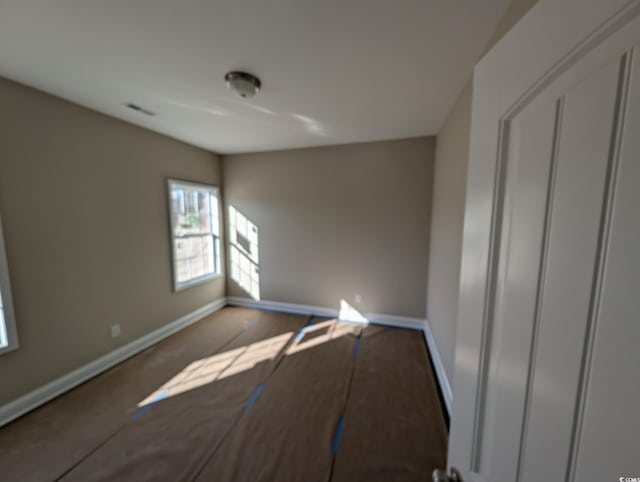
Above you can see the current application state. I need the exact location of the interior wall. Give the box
[427,0,540,385]
[0,77,224,405]
[223,137,434,319]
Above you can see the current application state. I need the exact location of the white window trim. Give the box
[0,213,19,355]
[167,179,223,292]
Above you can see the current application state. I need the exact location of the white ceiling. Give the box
[0,0,510,154]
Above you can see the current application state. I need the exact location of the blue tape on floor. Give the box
[132,389,168,420]
[295,328,306,343]
[245,317,258,329]
[332,415,345,455]
[244,382,266,410]
[353,337,361,357]
[294,317,314,343]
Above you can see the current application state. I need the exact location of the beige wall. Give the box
[427,81,473,385]
[223,137,434,319]
[427,0,539,384]
[0,77,224,405]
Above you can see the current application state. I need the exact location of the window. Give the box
[0,213,18,354]
[168,180,222,291]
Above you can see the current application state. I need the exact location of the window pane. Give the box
[174,239,191,283]
[197,191,212,233]
[189,237,204,279]
[175,235,214,282]
[172,187,213,236]
[214,237,221,274]
[211,195,220,236]
[0,214,16,351]
[0,305,6,348]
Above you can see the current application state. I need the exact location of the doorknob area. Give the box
[432,467,463,482]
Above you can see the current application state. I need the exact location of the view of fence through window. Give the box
[228,205,260,300]
[169,180,221,289]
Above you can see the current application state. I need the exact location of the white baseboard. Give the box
[421,321,453,416]
[227,296,452,415]
[0,297,227,428]
[227,296,337,319]
[226,296,425,329]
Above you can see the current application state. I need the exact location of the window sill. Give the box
[173,272,223,292]
[0,342,19,356]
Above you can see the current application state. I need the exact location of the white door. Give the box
[447,1,640,481]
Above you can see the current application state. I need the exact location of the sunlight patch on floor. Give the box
[286,319,362,356]
[138,332,293,407]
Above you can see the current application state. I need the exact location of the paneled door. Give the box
[447,1,640,481]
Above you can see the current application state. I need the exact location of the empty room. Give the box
[1,1,639,481]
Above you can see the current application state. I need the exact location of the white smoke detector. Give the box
[224,71,262,99]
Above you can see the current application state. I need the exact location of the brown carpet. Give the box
[0,308,447,482]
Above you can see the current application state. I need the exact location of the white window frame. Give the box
[167,179,222,292]
[0,212,18,355]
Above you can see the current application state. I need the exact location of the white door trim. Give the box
[451,0,640,478]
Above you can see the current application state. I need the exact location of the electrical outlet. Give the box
[111,324,121,338]
[355,294,362,304]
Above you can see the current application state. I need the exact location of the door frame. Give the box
[449,0,640,478]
